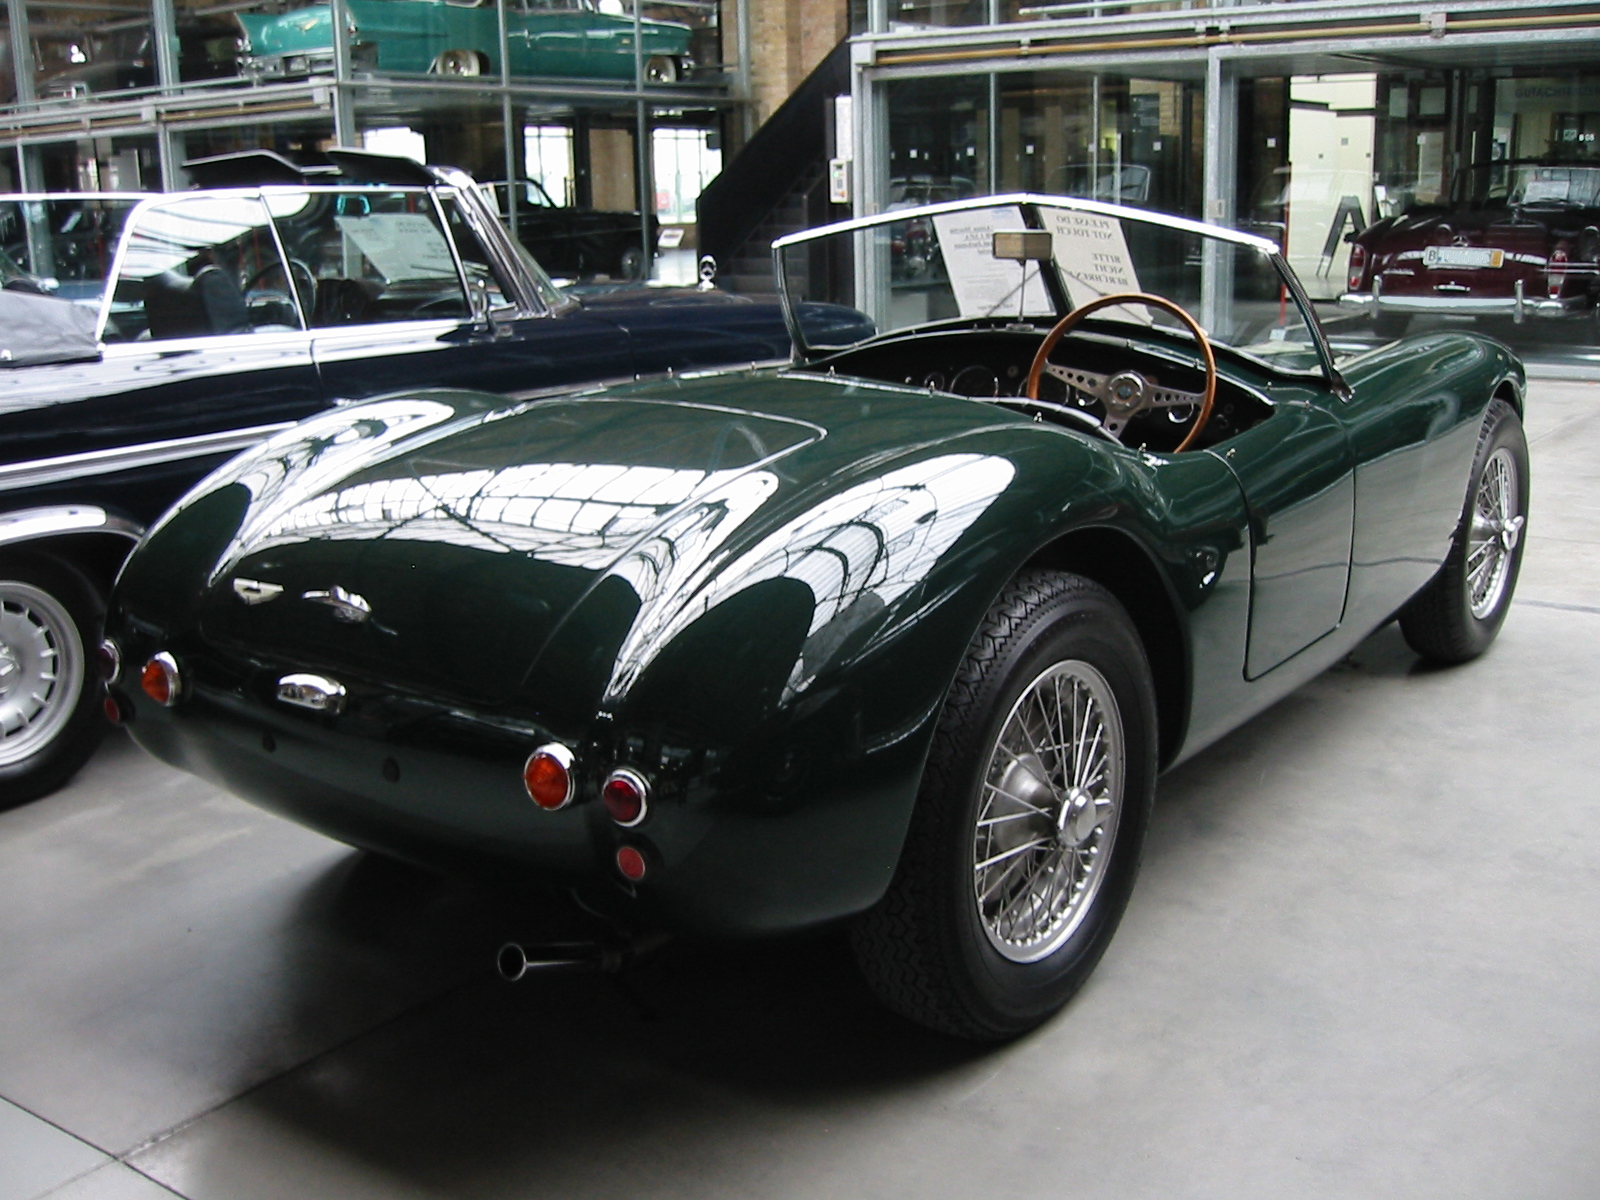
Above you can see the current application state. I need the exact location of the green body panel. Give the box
[238,1,689,79]
[107,329,1521,936]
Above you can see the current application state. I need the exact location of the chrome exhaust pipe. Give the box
[496,932,669,981]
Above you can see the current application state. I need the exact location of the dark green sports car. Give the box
[103,196,1528,1040]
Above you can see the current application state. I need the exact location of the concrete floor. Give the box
[3,376,1599,1200]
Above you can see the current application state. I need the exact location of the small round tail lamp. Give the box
[615,845,648,882]
[97,639,122,684]
[602,767,650,827]
[140,652,182,707]
[523,743,575,810]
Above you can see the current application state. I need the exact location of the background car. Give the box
[484,178,654,280]
[238,0,693,84]
[102,194,1527,1040]
[0,147,868,807]
[33,20,240,100]
[1343,159,1600,339]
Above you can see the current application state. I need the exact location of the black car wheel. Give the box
[1400,398,1528,664]
[0,554,107,809]
[617,245,645,281]
[850,571,1158,1040]
[644,56,679,85]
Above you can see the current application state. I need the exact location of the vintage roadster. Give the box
[103,195,1528,1039]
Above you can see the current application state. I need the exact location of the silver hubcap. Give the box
[974,660,1124,964]
[1467,447,1523,620]
[0,581,84,768]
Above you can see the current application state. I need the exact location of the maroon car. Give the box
[1341,161,1600,339]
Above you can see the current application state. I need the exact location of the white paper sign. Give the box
[930,206,1052,319]
[1039,207,1149,324]
[335,213,458,281]
[1523,179,1571,203]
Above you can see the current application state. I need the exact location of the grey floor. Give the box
[4,376,1599,1200]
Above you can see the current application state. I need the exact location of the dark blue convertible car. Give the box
[0,149,864,804]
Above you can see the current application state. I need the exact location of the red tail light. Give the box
[523,743,575,810]
[1549,246,1570,300]
[1347,243,1367,293]
[139,653,181,707]
[602,768,650,826]
[616,845,648,881]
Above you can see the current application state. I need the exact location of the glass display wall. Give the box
[880,38,1600,357]
[3,0,739,282]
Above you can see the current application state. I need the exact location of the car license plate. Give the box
[1424,246,1504,269]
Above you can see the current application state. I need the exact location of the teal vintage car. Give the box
[237,0,693,83]
[103,196,1527,1040]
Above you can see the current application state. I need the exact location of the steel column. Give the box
[152,0,180,91]
[1200,48,1238,334]
[6,0,34,106]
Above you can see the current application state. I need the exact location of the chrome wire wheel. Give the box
[1467,446,1523,620]
[0,580,84,770]
[974,659,1124,964]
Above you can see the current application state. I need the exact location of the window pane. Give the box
[266,190,469,327]
[105,195,297,343]
[30,1,156,100]
[0,196,139,305]
[437,192,517,310]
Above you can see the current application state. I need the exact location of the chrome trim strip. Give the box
[0,504,143,547]
[0,422,295,493]
[772,192,1280,255]
[1339,292,1575,317]
[276,673,347,715]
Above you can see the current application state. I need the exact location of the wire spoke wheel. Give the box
[1399,398,1528,665]
[0,580,84,770]
[975,660,1123,963]
[1466,446,1522,619]
[850,571,1155,1040]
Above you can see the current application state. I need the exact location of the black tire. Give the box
[618,245,645,281]
[644,55,679,85]
[0,553,108,809]
[1399,398,1528,664]
[1373,311,1412,340]
[850,571,1158,1040]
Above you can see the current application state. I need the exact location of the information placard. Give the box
[1038,207,1149,324]
[336,213,458,281]
[930,206,1052,319]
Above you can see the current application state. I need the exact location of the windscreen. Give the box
[780,199,1324,373]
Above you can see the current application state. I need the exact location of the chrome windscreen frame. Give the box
[772,192,1344,390]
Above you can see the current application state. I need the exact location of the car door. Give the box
[30,192,322,525]
[1212,382,1356,679]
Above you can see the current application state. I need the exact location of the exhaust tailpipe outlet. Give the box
[496,932,671,981]
[496,941,614,980]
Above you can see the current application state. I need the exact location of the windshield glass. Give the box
[778,197,1324,373]
[1450,162,1600,208]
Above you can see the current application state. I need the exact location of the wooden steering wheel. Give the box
[1025,292,1218,453]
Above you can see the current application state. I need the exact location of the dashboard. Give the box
[806,324,1279,454]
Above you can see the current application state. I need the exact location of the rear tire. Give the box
[618,245,645,280]
[850,571,1157,1040]
[0,554,107,809]
[644,55,679,85]
[1400,398,1528,663]
[430,49,485,76]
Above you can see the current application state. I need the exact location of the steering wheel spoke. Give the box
[1026,292,1217,453]
[1147,384,1208,410]
[1042,362,1112,400]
